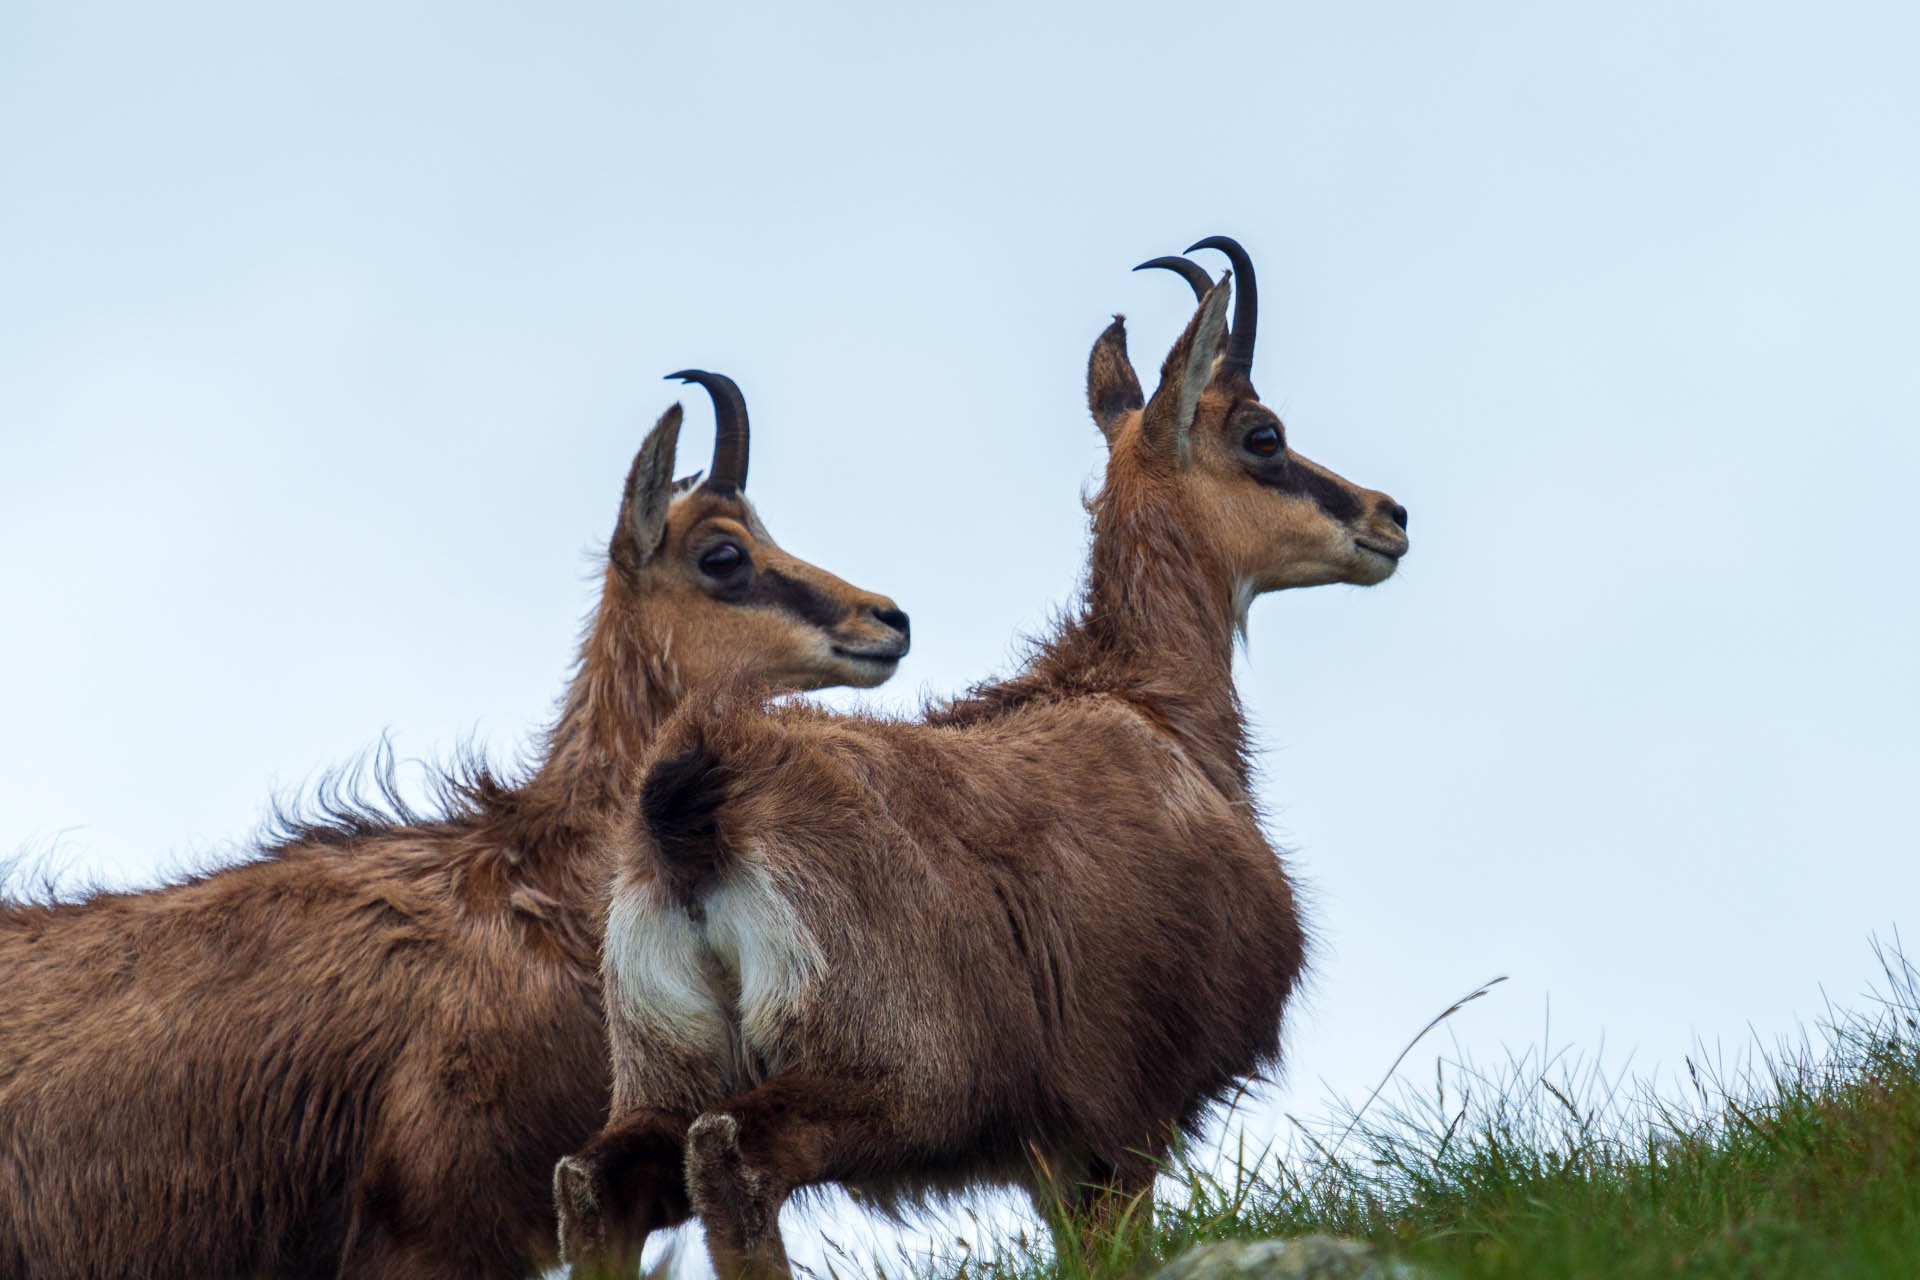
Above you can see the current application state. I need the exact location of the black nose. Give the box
[1382,501,1408,531]
[871,605,910,639]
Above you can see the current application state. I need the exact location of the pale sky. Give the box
[4,0,1917,1273]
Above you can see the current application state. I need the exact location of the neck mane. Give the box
[406,571,684,953]
[302,568,682,932]
[935,450,1252,799]
[530,577,683,818]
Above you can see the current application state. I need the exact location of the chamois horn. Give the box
[666,369,749,494]
[1186,235,1258,378]
[1132,255,1216,303]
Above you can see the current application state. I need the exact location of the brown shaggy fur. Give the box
[562,280,1412,1277]
[0,400,908,1280]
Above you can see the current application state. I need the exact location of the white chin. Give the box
[839,656,899,688]
[1352,551,1398,584]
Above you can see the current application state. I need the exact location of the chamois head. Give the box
[607,370,910,692]
[1097,237,1410,598]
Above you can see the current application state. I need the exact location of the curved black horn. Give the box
[1132,255,1215,304]
[1186,235,1257,376]
[665,369,749,494]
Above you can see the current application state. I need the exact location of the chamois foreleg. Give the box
[1061,1149,1162,1270]
[553,1108,693,1277]
[683,1071,901,1280]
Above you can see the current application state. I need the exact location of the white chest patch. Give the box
[605,855,823,1092]
[1232,578,1256,639]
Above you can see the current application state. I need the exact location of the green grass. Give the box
[883,937,1920,1280]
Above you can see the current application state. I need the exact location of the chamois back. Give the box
[564,243,1411,1280]
[0,372,908,1279]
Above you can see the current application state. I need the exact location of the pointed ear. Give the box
[1140,278,1232,465]
[613,404,682,572]
[1086,316,1144,443]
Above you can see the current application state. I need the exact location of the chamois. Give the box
[558,239,1412,1278]
[0,372,910,1280]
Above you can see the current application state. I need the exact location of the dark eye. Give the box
[1244,424,1283,457]
[698,544,745,578]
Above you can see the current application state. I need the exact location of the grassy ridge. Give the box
[895,939,1920,1280]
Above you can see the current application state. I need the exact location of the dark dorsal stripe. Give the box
[640,737,733,916]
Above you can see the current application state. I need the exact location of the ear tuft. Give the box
[1140,278,1232,464]
[1087,316,1145,444]
[615,404,683,572]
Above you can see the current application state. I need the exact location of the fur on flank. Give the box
[563,266,1412,1278]
[0,393,908,1280]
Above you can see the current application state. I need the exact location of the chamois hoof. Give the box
[553,1154,606,1267]
[686,1112,780,1251]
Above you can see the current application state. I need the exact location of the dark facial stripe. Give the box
[1245,451,1367,523]
[1230,404,1366,526]
[710,566,847,628]
[1290,461,1365,524]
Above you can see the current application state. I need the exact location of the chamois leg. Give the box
[1069,1152,1161,1267]
[683,1072,896,1280]
[553,1108,693,1276]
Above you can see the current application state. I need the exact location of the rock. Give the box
[1150,1235,1428,1280]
